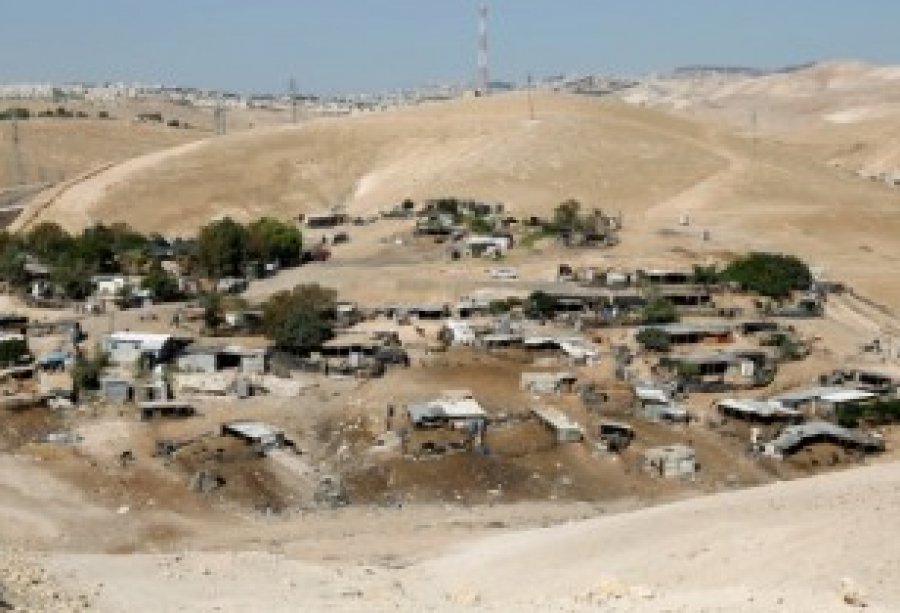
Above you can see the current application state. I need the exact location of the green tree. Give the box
[636,327,672,352]
[0,235,28,289]
[642,296,678,325]
[262,284,337,355]
[142,264,181,302]
[0,337,29,367]
[692,264,720,287]
[721,252,812,300]
[269,309,334,356]
[73,347,110,391]
[200,292,224,330]
[523,291,558,320]
[247,217,302,266]
[51,261,94,300]
[488,299,511,315]
[196,217,249,278]
[466,214,494,234]
[552,199,582,232]
[27,222,74,263]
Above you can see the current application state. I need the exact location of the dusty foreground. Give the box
[0,461,892,612]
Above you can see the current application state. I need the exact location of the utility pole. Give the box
[214,95,227,136]
[8,115,25,186]
[289,77,299,124]
[751,110,758,161]
[527,74,535,121]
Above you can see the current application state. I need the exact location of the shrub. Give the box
[73,348,109,391]
[837,400,900,428]
[0,337,29,367]
[523,291,558,320]
[142,265,182,302]
[642,296,679,325]
[636,327,672,352]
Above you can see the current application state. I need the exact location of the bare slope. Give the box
[44,461,900,612]
[0,118,200,188]
[626,60,900,132]
[21,89,900,307]
[25,93,725,233]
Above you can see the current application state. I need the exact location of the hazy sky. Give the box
[2,1,898,94]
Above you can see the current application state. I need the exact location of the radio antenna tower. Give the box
[7,115,26,187]
[478,3,490,96]
[289,77,299,124]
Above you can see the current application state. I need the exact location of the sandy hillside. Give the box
[626,60,900,132]
[626,60,900,177]
[22,92,726,233]
[0,117,201,189]
[19,89,900,307]
[29,460,899,612]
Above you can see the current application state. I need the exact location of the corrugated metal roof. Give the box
[223,421,283,441]
[771,421,883,453]
[107,332,173,352]
[819,389,877,404]
[718,398,801,418]
[770,386,854,404]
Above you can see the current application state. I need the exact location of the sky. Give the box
[2,1,899,95]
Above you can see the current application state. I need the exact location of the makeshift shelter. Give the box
[716,398,803,424]
[521,372,578,395]
[532,407,585,443]
[766,422,884,457]
[642,444,698,478]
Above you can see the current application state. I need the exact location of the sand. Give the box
[25,460,898,612]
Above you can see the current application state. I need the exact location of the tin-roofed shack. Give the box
[302,211,350,229]
[765,421,884,457]
[138,400,195,421]
[716,398,803,424]
[639,269,695,286]
[637,323,733,346]
[102,332,182,367]
[531,406,585,443]
[177,343,271,375]
[407,391,488,429]
[221,421,288,453]
[826,369,898,394]
[641,444,698,478]
[520,371,578,395]
[770,387,878,417]
[0,314,28,333]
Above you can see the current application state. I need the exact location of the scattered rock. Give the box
[840,577,869,608]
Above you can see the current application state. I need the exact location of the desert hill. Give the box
[0,117,201,189]
[19,88,900,306]
[20,92,726,233]
[626,60,900,178]
[626,60,900,131]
